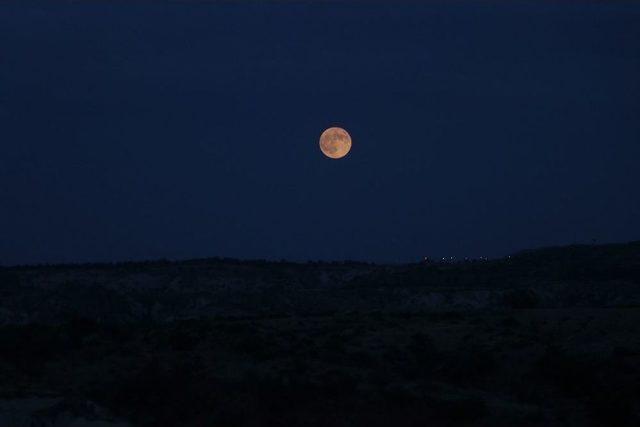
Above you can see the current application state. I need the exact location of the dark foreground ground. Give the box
[1,242,639,426]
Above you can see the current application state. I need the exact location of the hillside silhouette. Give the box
[0,241,639,426]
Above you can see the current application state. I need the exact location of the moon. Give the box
[319,127,352,159]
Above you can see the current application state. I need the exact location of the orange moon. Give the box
[319,127,352,159]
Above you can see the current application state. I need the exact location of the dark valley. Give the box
[1,241,639,426]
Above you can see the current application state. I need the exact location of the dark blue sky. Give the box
[1,1,639,264]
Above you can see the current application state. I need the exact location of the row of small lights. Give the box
[423,256,491,262]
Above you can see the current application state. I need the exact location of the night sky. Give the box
[1,1,639,265]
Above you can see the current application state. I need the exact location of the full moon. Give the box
[319,127,352,159]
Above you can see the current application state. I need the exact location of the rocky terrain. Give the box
[0,241,639,426]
